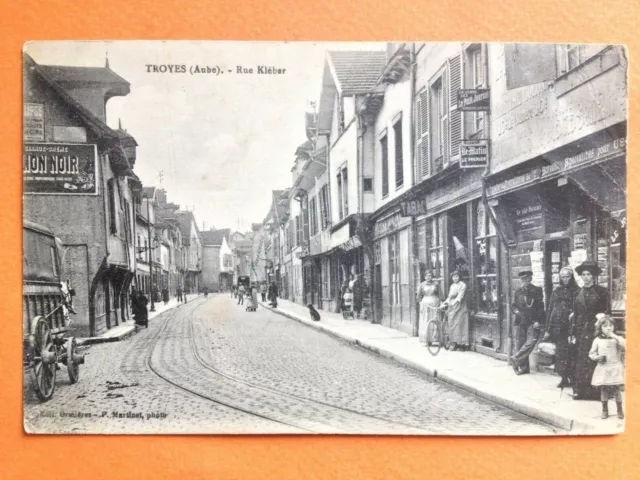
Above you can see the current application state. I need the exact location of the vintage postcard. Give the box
[22,41,627,435]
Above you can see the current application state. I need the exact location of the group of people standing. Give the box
[512,260,624,419]
[416,260,625,419]
[417,270,470,350]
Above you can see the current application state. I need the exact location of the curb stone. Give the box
[259,300,601,433]
[77,295,204,346]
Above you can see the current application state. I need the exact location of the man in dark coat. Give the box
[133,289,149,328]
[511,270,545,375]
[268,281,278,308]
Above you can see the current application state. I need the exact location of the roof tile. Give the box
[327,51,387,95]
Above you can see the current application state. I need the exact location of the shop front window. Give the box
[428,215,445,294]
[449,205,470,281]
[597,210,626,312]
[475,202,498,314]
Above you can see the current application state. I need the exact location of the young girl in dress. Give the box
[589,314,625,419]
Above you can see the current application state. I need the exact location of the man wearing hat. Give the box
[511,270,545,375]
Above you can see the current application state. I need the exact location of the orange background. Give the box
[1,1,638,479]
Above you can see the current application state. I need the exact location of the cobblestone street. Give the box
[24,294,558,435]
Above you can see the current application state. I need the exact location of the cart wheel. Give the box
[426,320,441,356]
[29,317,57,401]
[66,337,80,384]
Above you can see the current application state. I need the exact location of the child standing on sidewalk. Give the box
[589,314,625,419]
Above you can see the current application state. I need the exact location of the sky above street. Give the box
[25,41,385,232]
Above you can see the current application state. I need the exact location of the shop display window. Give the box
[475,202,498,314]
[597,211,626,312]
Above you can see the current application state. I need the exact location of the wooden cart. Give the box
[23,221,84,401]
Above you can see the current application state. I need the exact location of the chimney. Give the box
[156,188,167,206]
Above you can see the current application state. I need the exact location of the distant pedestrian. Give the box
[268,281,278,308]
[204,286,209,298]
[251,284,258,310]
[162,288,169,306]
[589,314,625,419]
[177,288,183,303]
[350,273,367,319]
[260,282,267,302]
[133,289,149,328]
[130,289,140,322]
[237,284,245,305]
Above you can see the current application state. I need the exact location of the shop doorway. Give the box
[544,238,571,306]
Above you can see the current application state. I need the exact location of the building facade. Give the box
[23,54,139,337]
[249,43,627,366]
[485,44,627,355]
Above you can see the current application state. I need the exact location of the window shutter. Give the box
[448,53,463,161]
[419,89,430,179]
[319,189,326,229]
[415,97,422,182]
[303,207,309,243]
[442,69,450,169]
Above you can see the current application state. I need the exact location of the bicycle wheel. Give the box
[442,318,452,351]
[425,320,441,356]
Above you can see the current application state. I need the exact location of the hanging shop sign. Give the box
[24,103,44,141]
[514,205,543,231]
[373,212,411,239]
[23,143,98,195]
[337,235,362,252]
[460,139,489,168]
[457,88,491,112]
[487,136,626,197]
[399,196,428,217]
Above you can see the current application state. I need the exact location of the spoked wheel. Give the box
[66,337,80,384]
[29,317,57,401]
[442,319,452,351]
[425,320,441,356]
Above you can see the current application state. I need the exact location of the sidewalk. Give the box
[260,298,624,435]
[77,294,203,345]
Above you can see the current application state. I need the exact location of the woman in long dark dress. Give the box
[571,261,611,400]
[543,267,579,388]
